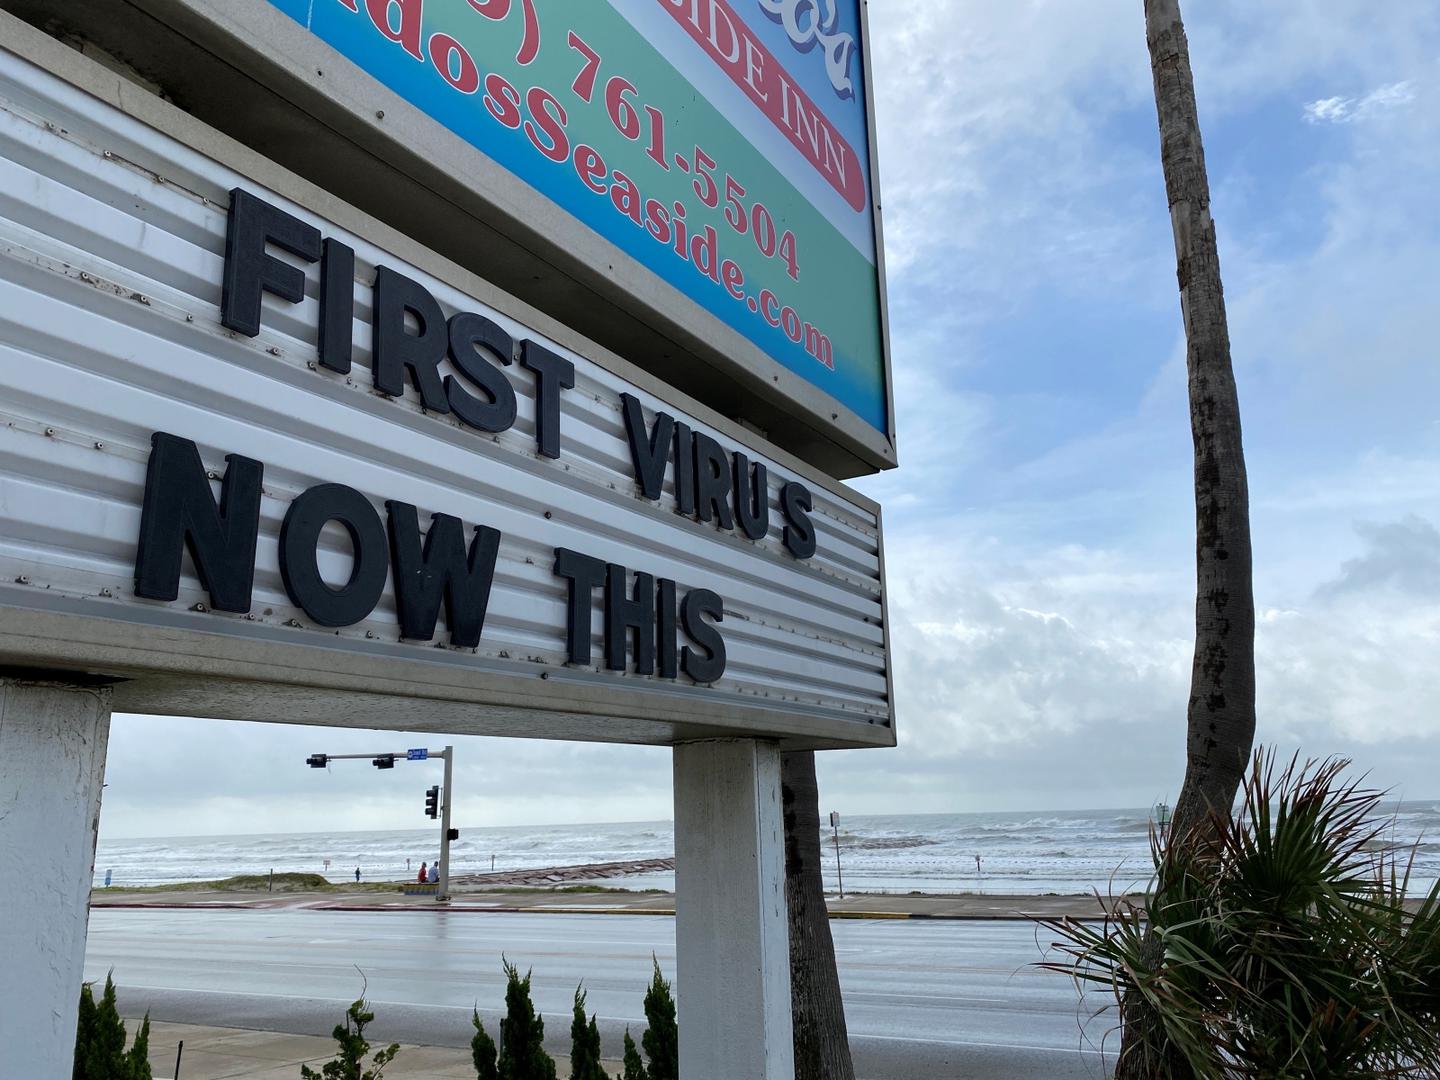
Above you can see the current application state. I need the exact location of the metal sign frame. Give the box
[0,19,894,751]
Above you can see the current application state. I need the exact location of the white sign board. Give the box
[0,45,891,749]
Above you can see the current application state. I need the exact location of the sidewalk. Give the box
[94,885,1125,921]
[136,1020,624,1079]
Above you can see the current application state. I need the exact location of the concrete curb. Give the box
[90,900,1110,922]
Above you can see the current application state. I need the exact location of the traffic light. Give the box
[306,754,328,769]
[424,785,439,819]
[372,754,395,770]
[447,828,460,841]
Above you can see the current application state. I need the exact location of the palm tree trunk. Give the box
[1118,2,1257,1075]
[781,750,855,1080]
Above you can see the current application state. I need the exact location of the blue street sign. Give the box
[406,748,428,761]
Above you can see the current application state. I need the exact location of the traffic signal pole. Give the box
[306,745,456,902]
[439,745,454,901]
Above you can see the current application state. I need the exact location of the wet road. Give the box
[86,909,1113,1078]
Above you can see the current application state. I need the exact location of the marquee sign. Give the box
[0,45,891,748]
[261,0,893,439]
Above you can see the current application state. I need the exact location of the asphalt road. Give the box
[86,909,1115,1079]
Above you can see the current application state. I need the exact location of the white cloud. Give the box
[1304,81,1417,123]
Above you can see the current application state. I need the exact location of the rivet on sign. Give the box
[94,441,104,449]
[192,602,208,613]
[307,361,317,370]
[267,346,282,356]
[186,314,195,322]
[376,109,385,119]
[103,150,112,158]
[366,630,376,639]
[15,575,30,584]
[208,470,219,480]
[544,511,553,519]
[44,427,55,436]
[540,672,550,680]
[100,588,113,597]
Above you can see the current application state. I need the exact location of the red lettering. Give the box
[364,0,424,62]
[690,225,720,283]
[721,259,745,300]
[465,0,540,66]
[573,144,608,193]
[428,33,479,94]
[524,86,569,162]
[759,289,781,327]
[484,72,522,128]
[659,0,866,212]
[780,306,803,344]
[645,199,672,245]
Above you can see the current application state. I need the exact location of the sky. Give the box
[99,0,1440,839]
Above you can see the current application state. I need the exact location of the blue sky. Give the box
[101,0,1440,836]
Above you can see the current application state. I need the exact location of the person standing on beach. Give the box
[354,866,361,882]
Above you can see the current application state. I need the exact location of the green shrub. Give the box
[1044,750,1440,1078]
[639,960,677,1080]
[568,986,606,1080]
[498,959,557,1080]
[299,995,399,1080]
[73,973,152,1080]
[621,1030,646,1080]
[472,1009,499,1080]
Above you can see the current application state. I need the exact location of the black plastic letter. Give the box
[318,238,355,374]
[520,341,575,459]
[386,502,501,648]
[681,588,726,684]
[134,432,263,613]
[732,452,769,541]
[372,266,450,412]
[621,393,674,501]
[446,312,517,433]
[693,432,734,530]
[781,481,817,559]
[672,422,696,516]
[279,484,389,627]
[554,547,606,664]
[657,578,678,680]
[221,188,320,337]
[605,564,655,675]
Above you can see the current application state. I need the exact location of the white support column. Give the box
[0,677,112,1079]
[673,738,794,1080]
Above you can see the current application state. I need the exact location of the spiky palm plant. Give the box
[1042,750,1440,1078]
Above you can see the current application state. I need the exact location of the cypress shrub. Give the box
[125,1016,153,1080]
[74,974,151,1080]
[621,1030,647,1080]
[568,986,605,1080]
[640,960,677,1080]
[472,1010,499,1080]
[498,959,557,1080]
[299,995,399,1080]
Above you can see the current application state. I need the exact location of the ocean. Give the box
[94,803,1440,896]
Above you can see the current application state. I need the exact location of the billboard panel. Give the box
[0,42,892,748]
[263,0,890,437]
